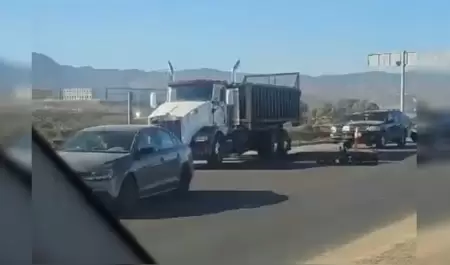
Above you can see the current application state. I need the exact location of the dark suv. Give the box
[332,109,412,148]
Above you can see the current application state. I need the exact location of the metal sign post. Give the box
[127,91,133,125]
[367,51,417,113]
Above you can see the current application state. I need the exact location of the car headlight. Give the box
[367,126,381,131]
[342,125,350,132]
[195,135,208,142]
[331,126,337,133]
[85,167,114,181]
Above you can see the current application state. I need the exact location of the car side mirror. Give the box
[139,146,155,155]
[134,146,155,159]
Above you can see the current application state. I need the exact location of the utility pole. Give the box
[127,91,133,125]
[399,51,407,113]
[367,51,417,113]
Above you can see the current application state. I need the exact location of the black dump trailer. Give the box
[236,75,301,128]
[222,72,302,159]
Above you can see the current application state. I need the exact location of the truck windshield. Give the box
[171,85,213,101]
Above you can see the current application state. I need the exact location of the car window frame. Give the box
[62,130,137,153]
[161,128,182,146]
[135,129,156,151]
[386,112,394,122]
[398,112,406,125]
[395,111,406,125]
[390,111,398,123]
[150,127,176,150]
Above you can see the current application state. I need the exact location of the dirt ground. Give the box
[416,221,450,265]
[302,214,450,265]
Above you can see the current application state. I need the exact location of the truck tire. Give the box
[411,131,417,143]
[257,131,277,159]
[207,133,223,167]
[276,129,290,157]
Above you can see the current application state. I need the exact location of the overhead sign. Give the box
[368,51,450,68]
[367,51,418,67]
[415,51,450,69]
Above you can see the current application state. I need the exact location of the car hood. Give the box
[345,120,385,126]
[57,151,130,173]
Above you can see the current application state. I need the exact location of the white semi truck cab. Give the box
[148,79,232,146]
[149,72,301,167]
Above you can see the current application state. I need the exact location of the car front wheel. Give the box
[207,135,223,167]
[114,176,139,216]
[376,135,386,148]
[173,165,193,197]
[396,131,407,147]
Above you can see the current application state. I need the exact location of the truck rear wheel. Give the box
[411,131,417,143]
[276,129,290,156]
[257,131,277,159]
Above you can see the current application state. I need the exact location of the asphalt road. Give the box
[121,143,429,265]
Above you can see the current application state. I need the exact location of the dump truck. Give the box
[148,64,301,167]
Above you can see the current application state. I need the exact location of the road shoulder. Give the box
[300,214,416,265]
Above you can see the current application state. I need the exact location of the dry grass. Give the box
[32,104,330,146]
[0,103,30,147]
[33,109,131,146]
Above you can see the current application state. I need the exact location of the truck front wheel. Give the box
[207,134,223,167]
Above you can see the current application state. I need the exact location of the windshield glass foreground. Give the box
[60,130,136,153]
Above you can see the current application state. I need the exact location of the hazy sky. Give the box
[1,0,449,75]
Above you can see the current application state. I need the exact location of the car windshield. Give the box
[172,85,213,101]
[347,112,388,122]
[60,130,136,153]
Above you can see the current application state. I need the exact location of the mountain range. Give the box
[1,52,449,108]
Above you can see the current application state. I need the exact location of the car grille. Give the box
[346,126,369,132]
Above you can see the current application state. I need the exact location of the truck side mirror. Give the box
[225,89,235,106]
[149,92,157,109]
[167,87,176,102]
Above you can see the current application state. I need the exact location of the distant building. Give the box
[32,89,54,100]
[62,88,93,100]
[13,87,31,100]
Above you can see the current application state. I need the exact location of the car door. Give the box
[398,112,410,138]
[132,129,164,194]
[149,128,181,187]
[384,112,397,141]
[392,111,405,140]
